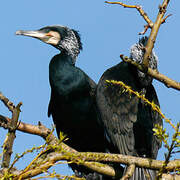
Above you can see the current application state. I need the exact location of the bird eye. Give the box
[46,32,53,37]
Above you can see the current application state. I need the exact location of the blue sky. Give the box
[0,0,180,177]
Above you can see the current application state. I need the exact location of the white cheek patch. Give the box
[45,31,60,45]
[46,37,59,45]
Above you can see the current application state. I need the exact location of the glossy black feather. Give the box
[96,61,162,180]
[47,52,111,179]
[48,53,105,151]
[39,26,112,179]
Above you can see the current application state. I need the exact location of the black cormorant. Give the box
[96,37,162,180]
[16,25,108,179]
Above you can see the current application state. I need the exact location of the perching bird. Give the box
[96,37,162,180]
[16,25,108,179]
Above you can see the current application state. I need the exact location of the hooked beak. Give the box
[15,30,60,46]
[16,30,47,39]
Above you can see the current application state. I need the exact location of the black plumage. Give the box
[16,25,108,179]
[96,37,162,180]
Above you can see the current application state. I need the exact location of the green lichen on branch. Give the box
[10,144,45,170]
[157,123,180,178]
[106,79,180,176]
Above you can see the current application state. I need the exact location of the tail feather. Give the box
[123,166,156,180]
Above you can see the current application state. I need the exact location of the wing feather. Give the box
[97,62,139,156]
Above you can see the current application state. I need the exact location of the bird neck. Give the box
[62,50,77,65]
[58,29,81,63]
[128,63,153,88]
[51,52,75,67]
[130,41,158,87]
[49,53,75,93]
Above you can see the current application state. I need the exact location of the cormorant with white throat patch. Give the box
[96,37,162,180]
[16,25,109,179]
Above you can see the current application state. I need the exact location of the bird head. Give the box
[130,36,158,86]
[16,25,82,61]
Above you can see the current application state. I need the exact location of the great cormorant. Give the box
[16,25,108,179]
[96,37,162,180]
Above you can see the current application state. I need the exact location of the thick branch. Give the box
[0,92,179,178]
[1,117,179,171]
[142,0,171,68]
[120,55,180,91]
[0,116,180,179]
[121,164,135,180]
[13,148,180,179]
[0,116,54,140]
[43,152,180,171]
[1,103,22,168]
[0,115,116,178]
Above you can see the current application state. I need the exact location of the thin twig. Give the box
[139,24,150,35]
[161,14,172,24]
[0,92,15,112]
[157,123,180,179]
[105,1,153,28]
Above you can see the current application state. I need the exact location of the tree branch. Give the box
[105,1,153,28]
[0,92,15,112]
[120,55,180,91]
[1,93,179,179]
[0,114,116,178]
[1,116,180,170]
[1,102,22,168]
[142,0,171,68]
[1,115,179,178]
[121,164,135,180]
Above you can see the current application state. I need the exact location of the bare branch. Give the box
[120,55,180,91]
[1,116,180,179]
[139,24,150,35]
[142,0,171,68]
[0,92,15,112]
[0,114,116,178]
[121,164,135,180]
[14,148,180,179]
[105,1,172,80]
[0,92,179,178]
[1,103,22,168]
[162,174,180,180]
[161,14,172,24]
[105,1,153,28]
[0,115,55,142]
